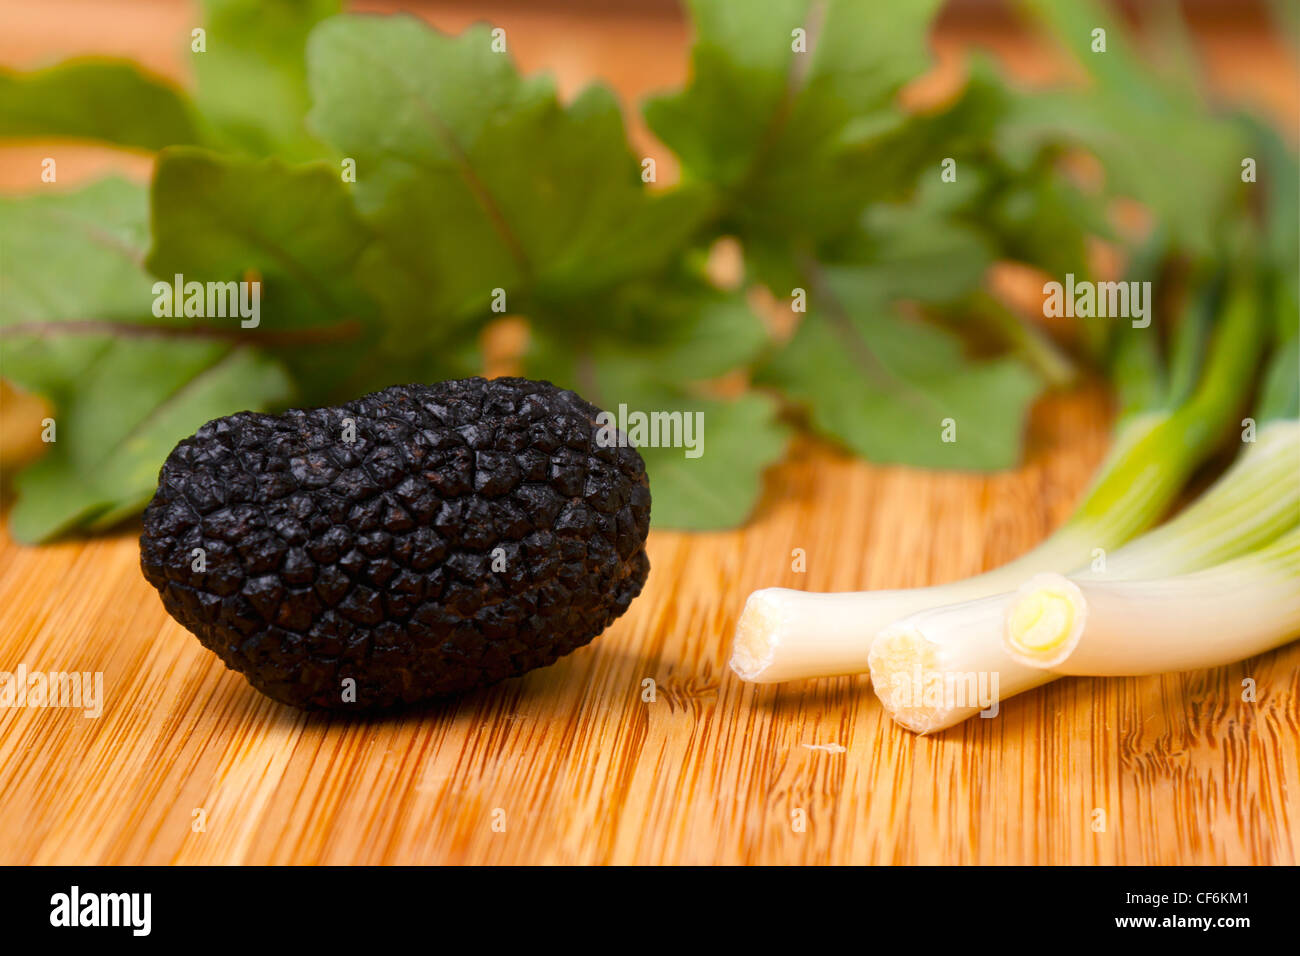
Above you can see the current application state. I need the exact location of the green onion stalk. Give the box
[870,413,1296,732]
[1005,526,1300,675]
[731,272,1266,690]
[866,279,1294,733]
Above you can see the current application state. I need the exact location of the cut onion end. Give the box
[1003,573,1088,669]
[868,624,951,734]
[729,589,782,681]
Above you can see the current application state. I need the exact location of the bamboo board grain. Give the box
[2,387,1298,865]
[2,0,1298,867]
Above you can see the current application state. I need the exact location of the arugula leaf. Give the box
[643,0,1050,476]
[524,286,788,529]
[0,178,156,397]
[148,146,499,395]
[306,15,708,326]
[193,0,339,159]
[834,183,995,305]
[145,147,428,399]
[1,1,1289,540]
[147,149,373,329]
[0,59,202,151]
[1,179,293,542]
[646,0,943,253]
[760,269,1043,469]
[636,393,786,530]
[10,344,292,542]
[1010,0,1249,257]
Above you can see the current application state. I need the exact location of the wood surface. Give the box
[4,391,1300,865]
[1,0,1298,866]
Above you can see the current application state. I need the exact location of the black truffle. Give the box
[139,377,650,709]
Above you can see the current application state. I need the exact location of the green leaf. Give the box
[982,169,1104,280]
[841,186,995,304]
[147,148,374,328]
[637,393,786,530]
[532,275,771,378]
[1010,0,1250,256]
[834,56,1100,283]
[194,0,340,159]
[0,59,202,151]
[306,15,708,325]
[646,0,943,248]
[4,0,1286,544]
[9,345,292,543]
[523,287,787,529]
[146,147,396,399]
[0,179,294,541]
[0,178,155,398]
[761,270,1044,470]
[523,281,771,405]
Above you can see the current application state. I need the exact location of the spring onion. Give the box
[730,279,1264,684]
[1003,527,1300,674]
[868,417,1300,732]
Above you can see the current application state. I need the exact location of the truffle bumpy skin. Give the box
[140,377,650,710]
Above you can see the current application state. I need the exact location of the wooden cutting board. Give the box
[2,0,1297,866]
[2,387,1297,864]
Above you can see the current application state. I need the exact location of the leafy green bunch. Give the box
[0,0,1291,542]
